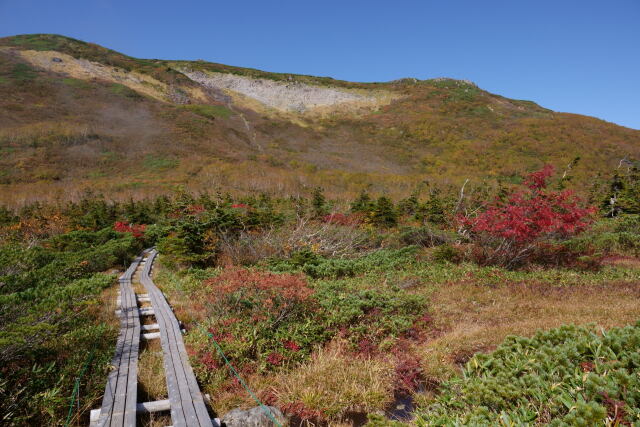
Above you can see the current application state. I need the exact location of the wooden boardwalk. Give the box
[94,256,143,427]
[140,250,213,427]
[91,251,216,427]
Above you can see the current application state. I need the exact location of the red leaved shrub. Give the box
[458,165,596,268]
[113,221,146,238]
[204,268,313,304]
[393,354,424,396]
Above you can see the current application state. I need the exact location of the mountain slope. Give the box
[1,34,638,205]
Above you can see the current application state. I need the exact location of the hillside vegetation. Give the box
[0,34,638,206]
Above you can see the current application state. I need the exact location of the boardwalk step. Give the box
[139,307,155,316]
[142,331,161,340]
[115,308,156,316]
[168,419,221,427]
[90,399,172,422]
[142,323,160,331]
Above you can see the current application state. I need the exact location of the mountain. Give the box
[1,33,638,205]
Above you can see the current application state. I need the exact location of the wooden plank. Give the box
[91,400,171,423]
[110,282,134,425]
[124,285,141,427]
[95,255,143,427]
[142,332,161,340]
[140,250,213,427]
[144,254,196,426]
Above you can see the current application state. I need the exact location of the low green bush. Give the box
[0,231,141,425]
[415,323,640,425]
[268,247,417,279]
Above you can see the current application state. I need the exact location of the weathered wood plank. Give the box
[95,256,143,427]
[140,250,213,427]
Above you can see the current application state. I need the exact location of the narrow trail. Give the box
[91,249,219,427]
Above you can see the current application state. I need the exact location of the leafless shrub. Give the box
[218,217,377,265]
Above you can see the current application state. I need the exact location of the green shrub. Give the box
[110,83,141,99]
[268,247,417,279]
[0,230,140,425]
[315,279,427,344]
[415,323,640,425]
[431,244,463,264]
[143,154,179,171]
[11,63,37,81]
[399,226,454,247]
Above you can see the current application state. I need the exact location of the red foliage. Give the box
[208,327,234,343]
[283,340,301,352]
[458,165,596,267]
[393,354,424,395]
[524,163,555,190]
[356,338,378,357]
[321,212,363,226]
[266,352,285,366]
[113,221,146,238]
[280,401,323,421]
[599,392,629,425]
[231,203,251,209]
[199,351,220,370]
[204,268,313,304]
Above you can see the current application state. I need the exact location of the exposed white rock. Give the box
[182,70,376,113]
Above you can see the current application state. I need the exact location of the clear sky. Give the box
[1,0,638,129]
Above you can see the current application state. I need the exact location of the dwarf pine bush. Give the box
[416,323,640,425]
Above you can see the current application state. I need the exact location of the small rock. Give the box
[398,277,421,289]
[52,57,63,63]
[221,406,286,427]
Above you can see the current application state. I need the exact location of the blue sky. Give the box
[1,0,638,129]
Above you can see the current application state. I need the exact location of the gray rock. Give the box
[221,406,286,427]
[52,57,63,63]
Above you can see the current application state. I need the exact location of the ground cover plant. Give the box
[415,323,640,425]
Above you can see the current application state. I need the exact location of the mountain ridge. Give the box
[0,33,638,206]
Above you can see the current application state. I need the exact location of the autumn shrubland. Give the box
[3,163,635,424]
[1,33,640,426]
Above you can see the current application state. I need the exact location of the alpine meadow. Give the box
[1,29,639,427]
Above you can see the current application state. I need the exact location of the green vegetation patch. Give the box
[182,104,233,119]
[0,229,142,424]
[143,154,179,171]
[62,77,91,89]
[109,83,142,99]
[6,33,88,51]
[268,246,417,279]
[416,323,640,425]
[11,63,37,81]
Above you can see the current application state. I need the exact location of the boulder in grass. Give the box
[221,406,286,427]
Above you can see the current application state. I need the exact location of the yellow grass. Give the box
[270,342,395,422]
[417,280,640,382]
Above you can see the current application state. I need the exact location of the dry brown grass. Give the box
[138,345,167,401]
[269,342,395,422]
[418,280,640,381]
